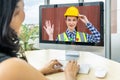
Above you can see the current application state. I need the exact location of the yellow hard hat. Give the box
[64,6,79,17]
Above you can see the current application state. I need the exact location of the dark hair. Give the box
[0,0,20,57]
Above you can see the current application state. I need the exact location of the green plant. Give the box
[19,24,39,52]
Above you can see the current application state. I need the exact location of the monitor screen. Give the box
[39,2,104,48]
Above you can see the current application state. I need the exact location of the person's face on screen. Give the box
[10,0,25,35]
[65,16,78,32]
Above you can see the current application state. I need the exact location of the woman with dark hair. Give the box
[0,0,20,57]
[0,0,79,80]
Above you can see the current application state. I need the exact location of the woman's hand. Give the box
[40,59,63,75]
[79,14,89,25]
[43,20,54,40]
[65,60,80,80]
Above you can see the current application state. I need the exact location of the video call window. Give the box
[39,2,104,46]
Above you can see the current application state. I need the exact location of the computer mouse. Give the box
[95,67,107,78]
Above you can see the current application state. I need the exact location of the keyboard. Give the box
[59,60,90,74]
[78,64,90,74]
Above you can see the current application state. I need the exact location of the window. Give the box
[24,0,44,24]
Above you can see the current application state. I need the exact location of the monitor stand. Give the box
[65,50,80,61]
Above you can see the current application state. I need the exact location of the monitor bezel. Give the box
[39,1,104,46]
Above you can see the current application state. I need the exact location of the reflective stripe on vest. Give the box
[63,33,69,41]
[58,33,69,41]
[83,32,87,42]
[78,32,87,42]
[58,32,87,42]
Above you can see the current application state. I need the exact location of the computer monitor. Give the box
[39,1,104,52]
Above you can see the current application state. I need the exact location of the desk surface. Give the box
[25,49,120,80]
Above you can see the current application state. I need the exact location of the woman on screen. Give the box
[44,6,100,43]
[0,0,79,80]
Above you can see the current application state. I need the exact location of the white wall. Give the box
[111,34,120,62]
[111,0,120,62]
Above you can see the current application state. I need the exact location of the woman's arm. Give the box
[0,58,48,80]
[0,58,80,80]
[79,15,100,43]
[86,23,100,43]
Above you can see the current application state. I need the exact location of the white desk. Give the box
[25,49,120,80]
